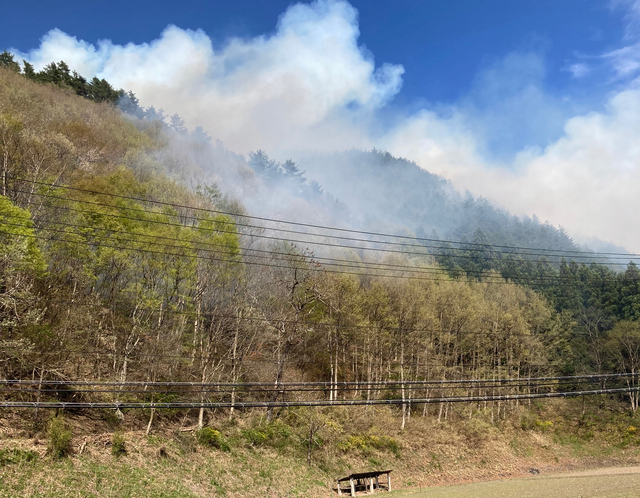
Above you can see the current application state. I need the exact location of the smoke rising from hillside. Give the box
[19,1,401,154]
[12,0,640,251]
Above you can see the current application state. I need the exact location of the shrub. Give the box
[241,427,269,447]
[535,419,554,432]
[111,431,126,457]
[0,448,38,466]
[196,427,230,452]
[338,434,401,458]
[240,420,293,451]
[47,415,72,459]
[459,418,493,448]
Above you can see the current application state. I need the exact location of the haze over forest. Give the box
[8,0,640,252]
[5,3,640,495]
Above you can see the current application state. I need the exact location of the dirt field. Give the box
[394,466,640,498]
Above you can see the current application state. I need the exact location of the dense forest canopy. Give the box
[2,51,640,422]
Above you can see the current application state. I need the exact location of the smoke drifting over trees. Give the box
[10,0,640,252]
[2,46,640,426]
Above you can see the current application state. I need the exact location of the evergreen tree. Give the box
[144,106,165,123]
[118,90,145,118]
[0,51,21,72]
[619,262,640,320]
[68,71,89,98]
[22,61,36,79]
[282,159,304,180]
[248,150,278,180]
[170,113,187,134]
[88,77,120,104]
[190,126,211,144]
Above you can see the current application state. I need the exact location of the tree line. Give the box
[2,59,640,429]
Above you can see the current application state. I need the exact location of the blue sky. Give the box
[0,0,629,105]
[3,0,640,249]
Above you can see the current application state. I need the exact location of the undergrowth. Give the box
[47,415,72,460]
[3,400,640,497]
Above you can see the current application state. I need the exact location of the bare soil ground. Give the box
[396,466,640,498]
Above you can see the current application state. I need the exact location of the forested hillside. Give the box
[296,149,578,251]
[1,52,640,426]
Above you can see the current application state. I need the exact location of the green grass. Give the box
[0,459,201,498]
[0,448,38,466]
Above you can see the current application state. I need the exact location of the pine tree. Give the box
[0,51,21,72]
[190,126,211,144]
[22,61,36,79]
[170,113,187,134]
[88,77,120,104]
[118,90,145,118]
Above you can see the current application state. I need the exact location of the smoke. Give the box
[385,84,640,250]
[11,0,640,251]
[16,1,402,154]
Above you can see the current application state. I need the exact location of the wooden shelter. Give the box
[336,470,391,496]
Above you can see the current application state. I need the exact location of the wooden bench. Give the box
[336,470,392,496]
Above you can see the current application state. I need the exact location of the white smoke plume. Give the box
[17,1,402,153]
[11,0,640,251]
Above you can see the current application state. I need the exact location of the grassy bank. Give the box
[2,399,640,497]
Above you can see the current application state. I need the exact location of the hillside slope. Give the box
[295,149,577,252]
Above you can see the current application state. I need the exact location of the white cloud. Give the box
[386,84,640,251]
[612,0,640,39]
[604,42,640,77]
[12,0,640,251]
[15,0,402,153]
[16,29,106,77]
[604,0,640,78]
[568,62,591,78]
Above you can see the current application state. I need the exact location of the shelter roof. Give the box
[337,470,392,482]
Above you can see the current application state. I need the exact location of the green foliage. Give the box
[0,194,47,274]
[1,50,191,127]
[196,427,230,452]
[241,427,270,447]
[22,60,36,79]
[248,150,322,198]
[240,420,294,451]
[0,51,21,72]
[111,432,127,457]
[0,448,38,466]
[338,434,401,458]
[3,51,640,448]
[47,415,72,459]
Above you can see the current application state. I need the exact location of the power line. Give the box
[11,183,636,263]
[3,212,447,275]
[1,379,610,395]
[2,226,585,285]
[4,372,633,387]
[2,216,602,286]
[16,188,460,257]
[3,385,639,410]
[8,211,561,280]
[7,218,621,301]
[11,190,634,275]
[3,212,624,287]
[0,217,479,279]
[13,177,637,259]
[19,190,603,265]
